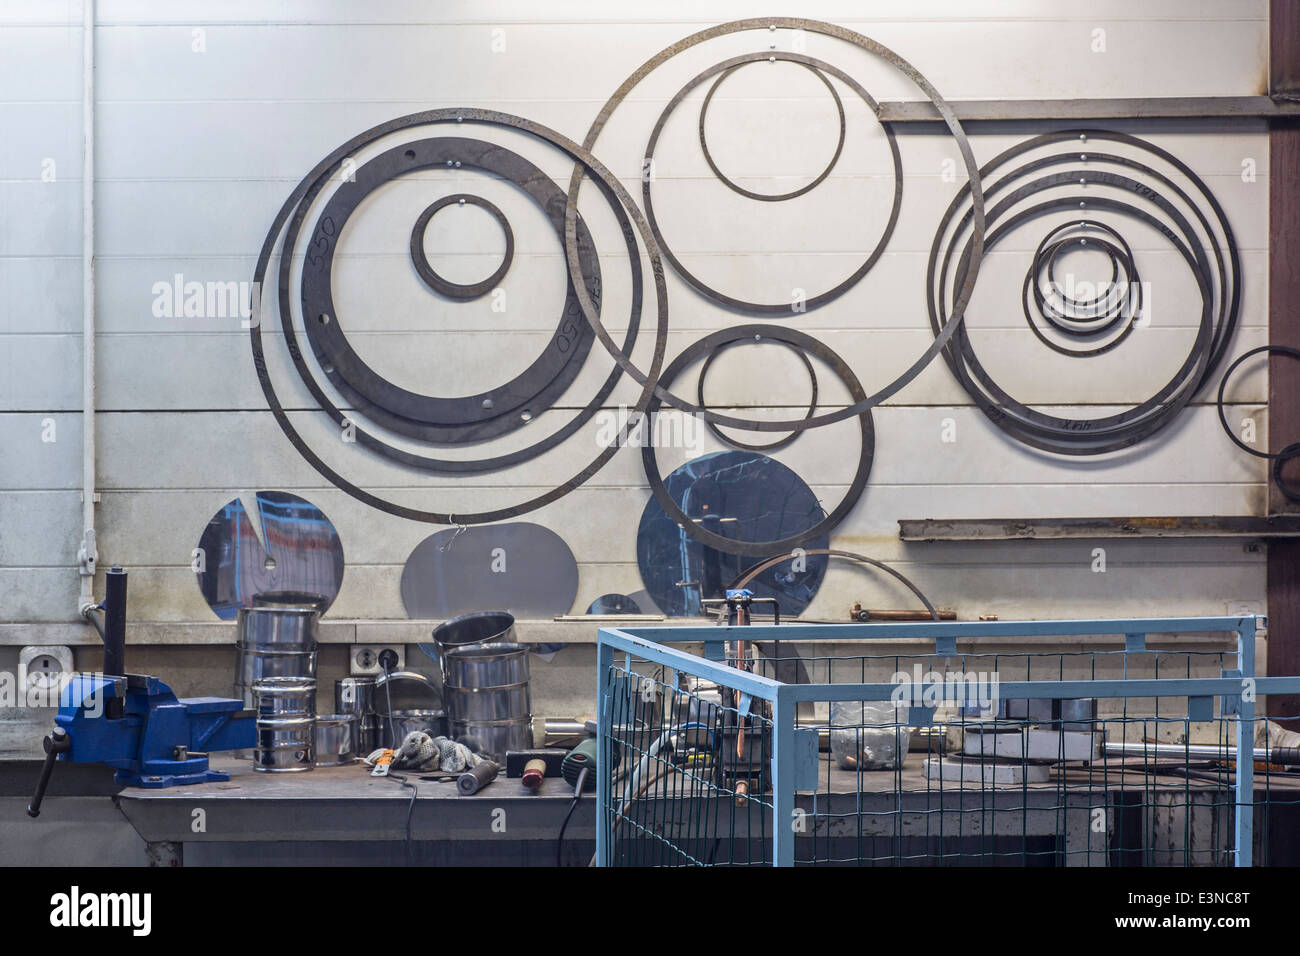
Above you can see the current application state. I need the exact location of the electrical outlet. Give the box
[19,645,74,699]
[350,645,404,676]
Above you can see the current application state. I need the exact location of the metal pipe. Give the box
[103,566,126,677]
[77,0,98,615]
[1103,740,1300,765]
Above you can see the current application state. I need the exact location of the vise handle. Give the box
[27,727,71,818]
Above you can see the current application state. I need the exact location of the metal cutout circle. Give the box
[586,593,643,615]
[642,324,874,557]
[643,50,900,315]
[400,522,579,619]
[409,193,515,300]
[565,17,986,432]
[696,338,818,452]
[282,135,643,470]
[297,137,602,442]
[637,450,830,617]
[697,59,846,202]
[249,107,670,524]
[929,130,1241,456]
[195,492,344,620]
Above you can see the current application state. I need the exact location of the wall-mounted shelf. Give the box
[878,95,1300,123]
[899,515,1300,542]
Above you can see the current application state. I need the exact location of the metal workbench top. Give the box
[116,756,593,847]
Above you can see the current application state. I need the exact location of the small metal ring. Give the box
[409,193,514,300]
[697,59,846,202]
[696,338,819,452]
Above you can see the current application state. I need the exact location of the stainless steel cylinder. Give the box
[335,676,376,717]
[254,716,315,772]
[313,714,358,767]
[237,604,319,650]
[449,719,532,762]
[432,611,515,672]
[380,709,448,749]
[252,677,316,772]
[446,682,531,723]
[357,715,383,756]
[234,647,317,707]
[251,677,317,717]
[442,642,530,690]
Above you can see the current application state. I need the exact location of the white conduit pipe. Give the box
[77,0,98,616]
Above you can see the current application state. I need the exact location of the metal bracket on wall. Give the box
[877,95,1300,123]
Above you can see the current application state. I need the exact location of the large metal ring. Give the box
[250,108,670,524]
[697,59,846,203]
[644,50,899,315]
[295,137,604,444]
[929,130,1240,455]
[696,338,818,453]
[564,17,986,433]
[641,324,874,557]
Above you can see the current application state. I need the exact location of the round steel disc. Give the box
[400,522,579,620]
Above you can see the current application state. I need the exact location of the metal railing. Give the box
[596,616,1300,867]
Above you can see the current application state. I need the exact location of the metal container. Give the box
[234,647,317,707]
[373,670,441,714]
[450,719,532,761]
[357,714,383,755]
[254,716,315,772]
[432,611,515,672]
[442,642,530,690]
[335,676,376,718]
[380,709,448,749]
[252,677,317,717]
[441,642,532,761]
[237,604,319,650]
[252,677,316,772]
[446,682,531,723]
[253,590,331,612]
[313,714,358,766]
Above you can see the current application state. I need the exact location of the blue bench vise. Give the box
[28,566,256,817]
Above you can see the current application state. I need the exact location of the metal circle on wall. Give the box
[195,492,345,620]
[400,522,579,620]
[642,50,901,315]
[409,193,515,301]
[297,137,606,446]
[564,16,986,434]
[586,593,643,615]
[928,129,1241,456]
[637,451,829,617]
[641,325,875,557]
[249,107,671,524]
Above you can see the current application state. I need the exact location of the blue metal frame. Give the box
[596,616,1300,867]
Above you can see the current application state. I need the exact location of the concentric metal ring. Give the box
[564,16,986,433]
[409,193,514,300]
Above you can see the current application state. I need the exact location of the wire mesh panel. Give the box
[596,617,1300,867]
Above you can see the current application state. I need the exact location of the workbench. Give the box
[115,756,595,866]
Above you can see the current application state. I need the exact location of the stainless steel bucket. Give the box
[357,714,383,755]
[442,642,530,689]
[234,647,317,707]
[380,709,448,749]
[449,719,532,761]
[335,676,376,717]
[313,714,358,766]
[237,604,319,650]
[446,682,531,723]
[441,642,532,761]
[254,716,315,772]
[251,677,316,716]
[432,611,515,672]
[252,677,316,772]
